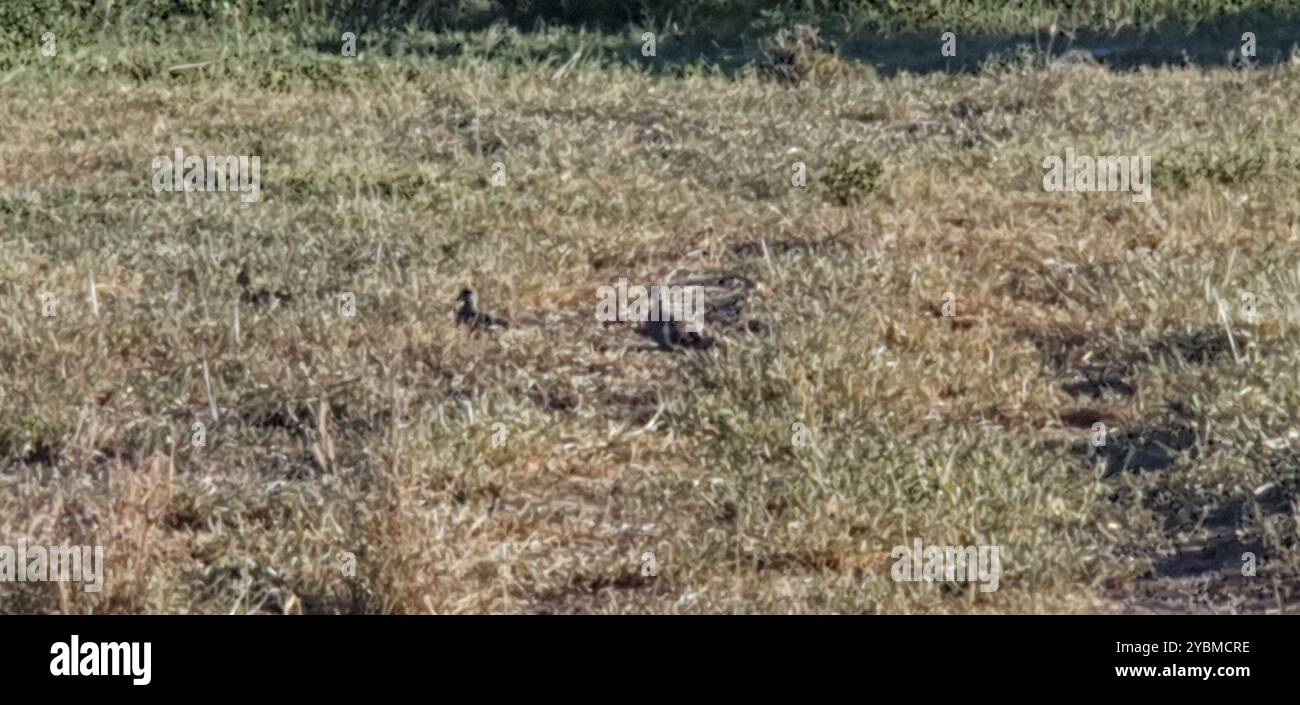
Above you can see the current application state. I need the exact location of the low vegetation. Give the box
[1,2,1298,613]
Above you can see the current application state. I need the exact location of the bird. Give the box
[645,316,715,351]
[236,267,291,306]
[630,270,772,351]
[455,288,508,331]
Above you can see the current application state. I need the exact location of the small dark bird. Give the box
[643,288,714,351]
[645,317,713,350]
[236,267,291,306]
[456,288,508,331]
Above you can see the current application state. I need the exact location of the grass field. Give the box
[2,5,1299,613]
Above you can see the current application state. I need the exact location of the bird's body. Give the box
[456,288,508,331]
[646,317,713,350]
[637,271,771,350]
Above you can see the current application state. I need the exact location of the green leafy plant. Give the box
[824,153,883,205]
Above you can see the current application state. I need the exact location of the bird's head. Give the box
[457,288,476,305]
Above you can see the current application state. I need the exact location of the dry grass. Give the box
[2,30,1299,613]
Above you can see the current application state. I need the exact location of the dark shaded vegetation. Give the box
[8,1,1300,76]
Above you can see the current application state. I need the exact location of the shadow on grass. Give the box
[312,7,1300,76]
